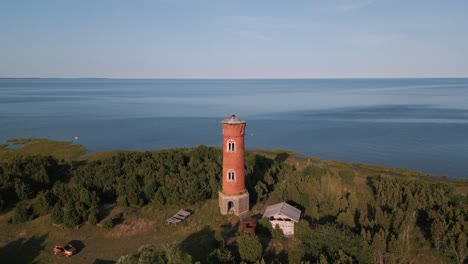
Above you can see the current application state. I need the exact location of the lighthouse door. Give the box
[227,201,234,214]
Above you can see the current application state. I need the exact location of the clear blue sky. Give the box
[1,0,467,78]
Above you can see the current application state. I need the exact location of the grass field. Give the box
[0,138,87,161]
[0,198,243,263]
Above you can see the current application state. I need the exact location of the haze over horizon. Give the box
[1,0,467,78]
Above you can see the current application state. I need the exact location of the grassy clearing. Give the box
[0,199,240,264]
[0,138,86,161]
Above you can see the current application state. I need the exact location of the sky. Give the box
[1,0,467,78]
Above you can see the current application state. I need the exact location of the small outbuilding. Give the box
[166,209,191,225]
[263,202,301,236]
[242,217,257,234]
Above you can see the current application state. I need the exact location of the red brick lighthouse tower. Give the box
[219,115,249,216]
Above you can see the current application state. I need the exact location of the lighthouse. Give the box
[219,115,249,217]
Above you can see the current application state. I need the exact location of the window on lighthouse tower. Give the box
[228,170,236,181]
[227,140,236,152]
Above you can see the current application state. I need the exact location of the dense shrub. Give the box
[117,244,166,264]
[11,202,34,224]
[50,204,63,224]
[103,213,123,229]
[32,191,53,216]
[73,146,223,207]
[238,232,262,263]
[87,206,98,225]
[207,247,236,264]
[298,224,371,264]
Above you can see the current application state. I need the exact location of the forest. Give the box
[0,140,467,263]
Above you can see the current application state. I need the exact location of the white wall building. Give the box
[263,202,301,236]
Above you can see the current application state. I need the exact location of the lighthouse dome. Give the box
[221,115,246,124]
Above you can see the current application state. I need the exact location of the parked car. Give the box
[53,244,77,257]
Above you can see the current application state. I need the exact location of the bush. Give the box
[103,218,115,228]
[32,191,52,216]
[14,178,32,200]
[137,244,166,264]
[11,202,34,223]
[87,212,98,225]
[207,247,235,264]
[302,165,327,177]
[238,232,262,263]
[271,223,286,241]
[103,213,123,228]
[299,224,371,263]
[116,244,166,264]
[163,242,192,264]
[50,204,63,224]
[256,218,272,236]
[63,205,82,228]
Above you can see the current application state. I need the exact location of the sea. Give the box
[1,78,467,178]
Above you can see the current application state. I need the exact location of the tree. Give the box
[116,254,139,264]
[317,254,329,264]
[207,247,235,264]
[271,224,286,241]
[370,229,387,264]
[238,232,262,263]
[448,229,467,264]
[32,191,52,216]
[336,209,355,229]
[138,244,166,264]
[62,204,82,228]
[430,218,447,250]
[334,250,353,264]
[14,178,32,200]
[163,242,192,264]
[254,182,268,202]
[11,202,34,223]
[213,230,226,248]
[50,204,63,224]
[116,244,165,264]
[87,204,99,225]
[298,224,371,264]
[387,234,408,264]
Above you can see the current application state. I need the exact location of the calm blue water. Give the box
[1,78,468,178]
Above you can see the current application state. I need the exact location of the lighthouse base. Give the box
[219,192,249,217]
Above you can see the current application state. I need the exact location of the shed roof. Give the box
[221,115,246,124]
[263,202,301,222]
[166,209,191,224]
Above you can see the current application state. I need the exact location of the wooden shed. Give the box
[166,209,191,225]
[242,217,257,234]
[263,202,301,236]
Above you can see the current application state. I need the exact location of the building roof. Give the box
[263,202,301,222]
[221,115,246,124]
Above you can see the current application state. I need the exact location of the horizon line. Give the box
[1,76,468,80]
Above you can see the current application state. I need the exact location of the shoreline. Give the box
[2,137,467,182]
